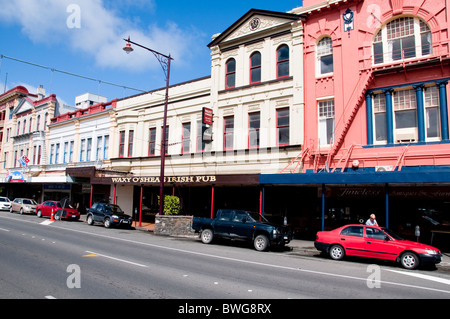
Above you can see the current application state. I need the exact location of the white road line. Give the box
[0,228,10,232]
[2,215,449,295]
[386,269,450,286]
[40,220,54,225]
[85,251,148,268]
[45,295,57,299]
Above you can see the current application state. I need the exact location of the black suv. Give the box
[86,203,132,228]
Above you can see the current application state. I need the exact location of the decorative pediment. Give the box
[14,98,34,114]
[208,9,304,48]
[226,15,296,42]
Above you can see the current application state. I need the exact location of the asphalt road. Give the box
[1,212,450,303]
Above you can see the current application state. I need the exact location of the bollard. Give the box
[51,210,55,221]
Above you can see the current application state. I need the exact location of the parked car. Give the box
[86,202,132,228]
[10,198,37,214]
[192,209,293,251]
[314,224,442,269]
[36,200,80,220]
[0,197,11,211]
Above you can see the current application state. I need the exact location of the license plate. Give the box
[122,220,129,224]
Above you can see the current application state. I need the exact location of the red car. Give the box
[315,224,442,269]
[36,200,80,221]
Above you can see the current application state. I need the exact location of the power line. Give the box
[0,54,146,94]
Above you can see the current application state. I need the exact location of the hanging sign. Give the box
[202,107,213,125]
[19,155,30,166]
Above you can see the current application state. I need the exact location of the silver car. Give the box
[10,198,37,214]
[0,197,11,211]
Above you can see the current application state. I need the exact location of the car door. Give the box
[230,211,254,240]
[364,227,398,261]
[338,226,367,257]
[92,203,104,222]
[214,210,233,238]
[12,199,20,212]
[43,202,54,217]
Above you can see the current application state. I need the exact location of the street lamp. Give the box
[123,36,173,216]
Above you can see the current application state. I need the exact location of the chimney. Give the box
[37,85,46,99]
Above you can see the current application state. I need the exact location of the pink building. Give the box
[263,0,450,241]
[292,0,450,172]
[297,0,450,172]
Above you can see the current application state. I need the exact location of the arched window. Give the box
[373,17,432,64]
[277,45,289,78]
[250,52,261,84]
[317,37,333,75]
[225,58,236,89]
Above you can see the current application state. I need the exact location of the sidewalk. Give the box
[133,222,450,271]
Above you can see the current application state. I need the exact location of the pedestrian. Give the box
[366,213,378,226]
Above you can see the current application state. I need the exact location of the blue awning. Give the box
[260,169,450,185]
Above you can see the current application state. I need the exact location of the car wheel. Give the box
[400,252,419,270]
[104,217,111,228]
[329,244,345,260]
[37,210,42,218]
[200,229,214,244]
[254,234,269,251]
[86,214,94,225]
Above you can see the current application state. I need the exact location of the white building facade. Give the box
[102,9,306,219]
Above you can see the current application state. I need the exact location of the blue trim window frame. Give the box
[366,80,449,146]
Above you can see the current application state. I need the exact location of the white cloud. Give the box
[0,0,203,72]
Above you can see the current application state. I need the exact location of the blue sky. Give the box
[0,0,303,106]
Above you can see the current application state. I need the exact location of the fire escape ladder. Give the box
[280,147,310,173]
[331,144,355,173]
[328,70,374,166]
[392,146,409,171]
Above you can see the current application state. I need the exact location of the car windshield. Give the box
[0,198,8,202]
[23,199,37,205]
[108,204,124,214]
[247,211,269,223]
[383,228,404,240]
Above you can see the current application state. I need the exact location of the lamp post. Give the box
[123,36,173,216]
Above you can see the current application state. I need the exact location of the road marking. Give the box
[3,215,448,295]
[386,269,450,286]
[85,251,148,268]
[40,220,54,225]
[83,253,99,257]
[45,295,57,299]
[0,227,9,232]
